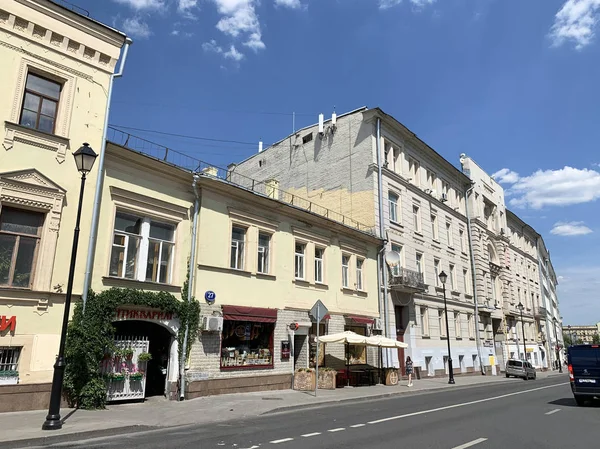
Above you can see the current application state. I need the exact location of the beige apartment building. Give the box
[566,324,600,344]
[0,0,127,408]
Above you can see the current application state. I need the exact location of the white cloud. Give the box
[557,265,600,324]
[499,166,600,209]
[177,0,198,18]
[379,0,436,10]
[550,221,593,236]
[122,16,152,38]
[492,168,521,184]
[113,0,165,10]
[202,39,223,53]
[274,0,302,8]
[224,44,244,61]
[550,0,600,50]
[171,29,180,35]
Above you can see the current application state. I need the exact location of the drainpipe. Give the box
[465,183,485,375]
[536,237,553,370]
[375,117,391,367]
[82,38,133,313]
[180,173,201,400]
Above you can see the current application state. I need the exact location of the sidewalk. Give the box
[2,371,566,446]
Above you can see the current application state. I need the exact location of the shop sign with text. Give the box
[114,308,174,321]
[0,316,16,333]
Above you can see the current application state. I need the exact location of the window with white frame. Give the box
[391,243,402,276]
[449,264,456,290]
[431,214,438,240]
[409,158,421,185]
[0,347,21,374]
[110,212,175,284]
[388,191,399,223]
[442,180,450,201]
[314,247,324,283]
[434,259,440,286]
[420,307,429,336]
[413,205,421,232]
[257,232,271,274]
[446,221,453,247]
[294,243,306,280]
[467,313,474,338]
[426,169,436,190]
[384,141,400,173]
[356,258,364,290]
[342,254,350,288]
[455,312,461,338]
[491,275,498,304]
[463,268,470,294]
[416,252,424,276]
[459,229,466,253]
[230,226,246,270]
[0,207,44,288]
[438,309,446,337]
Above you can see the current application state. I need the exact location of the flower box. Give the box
[293,369,316,391]
[318,369,337,390]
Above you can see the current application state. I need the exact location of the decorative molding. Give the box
[110,186,189,223]
[230,208,280,232]
[4,121,70,162]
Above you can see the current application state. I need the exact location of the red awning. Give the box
[348,315,375,325]
[222,305,277,323]
[323,314,331,320]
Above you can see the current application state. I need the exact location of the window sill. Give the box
[414,232,424,238]
[447,246,456,252]
[4,121,70,163]
[456,337,463,340]
[465,294,473,299]
[341,287,368,297]
[469,337,475,341]
[461,251,469,257]
[421,335,431,339]
[390,220,403,228]
[451,290,461,296]
[220,364,274,371]
[102,276,182,292]
[293,278,310,286]
[441,336,448,340]
[256,272,277,280]
[315,282,329,289]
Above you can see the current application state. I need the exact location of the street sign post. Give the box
[309,300,328,397]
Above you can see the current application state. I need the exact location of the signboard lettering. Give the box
[114,309,174,321]
[0,316,16,332]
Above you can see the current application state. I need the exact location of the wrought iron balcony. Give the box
[534,305,548,319]
[389,267,426,292]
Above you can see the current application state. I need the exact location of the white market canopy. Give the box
[318,331,408,349]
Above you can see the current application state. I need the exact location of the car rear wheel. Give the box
[574,395,586,406]
[523,374,529,380]
[506,373,510,378]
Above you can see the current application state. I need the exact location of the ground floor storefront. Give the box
[505,342,548,370]
[186,305,379,397]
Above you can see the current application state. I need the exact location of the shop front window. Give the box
[309,322,326,368]
[345,325,367,365]
[221,320,274,368]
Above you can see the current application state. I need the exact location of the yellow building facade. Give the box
[0,0,126,408]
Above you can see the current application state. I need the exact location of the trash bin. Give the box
[415,366,421,380]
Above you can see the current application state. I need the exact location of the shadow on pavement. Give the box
[549,398,600,408]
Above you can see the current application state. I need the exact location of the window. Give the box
[455,312,461,338]
[491,275,498,304]
[413,205,421,232]
[442,180,450,201]
[302,133,313,144]
[230,226,246,270]
[19,73,62,134]
[342,254,350,288]
[0,347,21,374]
[0,207,44,288]
[438,309,445,337]
[420,307,429,336]
[391,243,402,276]
[467,313,474,338]
[388,192,399,223]
[446,221,453,247]
[314,247,324,283]
[459,229,466,253]
[434,259,440,286]
[257,233,270,274]
[431,214,438,240]
[426,169,436,190]
[416,252,424,276]
[110,212,175,283]
[409,158,421,185]
[463,269,470,294]
[384,142,400,173]
[294,243,306,280]
[449,264,456,290]
[221,320,274,368]
[356,258,364,290]
[517,287,521,303]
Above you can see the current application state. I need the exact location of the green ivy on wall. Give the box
[64,287,200,410]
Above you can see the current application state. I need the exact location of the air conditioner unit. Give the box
[374,318,383,331]
[441,193,448,202]
[202,316,223,332]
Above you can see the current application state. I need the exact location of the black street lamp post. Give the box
[553,318,562,373]
[517,302,526,361]
[438,271,455,385]
[42,143,98,431]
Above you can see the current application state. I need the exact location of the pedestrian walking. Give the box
[406,356,414,387]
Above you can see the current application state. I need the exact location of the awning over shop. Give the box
[222,305,277,323]
[347,315,375,325]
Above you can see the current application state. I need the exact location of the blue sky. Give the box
[74,0,600,325]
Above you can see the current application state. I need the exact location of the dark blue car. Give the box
[568,344,600,406]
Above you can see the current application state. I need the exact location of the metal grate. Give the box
[0,347,21,372]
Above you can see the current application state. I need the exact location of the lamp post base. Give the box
[42,415,63,431]
[448,359,455,384]
[42,356,66,431]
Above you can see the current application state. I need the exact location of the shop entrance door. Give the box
[395,306,406,376]
[102,335,149,402]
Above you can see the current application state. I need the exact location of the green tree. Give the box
[592,334,600,344]
[563,333,573,346]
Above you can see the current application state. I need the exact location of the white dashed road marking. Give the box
[452,437,488,449]
[545,409,561,415]
[328,428,345,432]
[350,424,366,428]
[301,432,322,437]
[270,438,294,444]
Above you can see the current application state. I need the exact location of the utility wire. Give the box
[111,101,316,117]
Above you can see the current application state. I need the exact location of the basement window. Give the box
[302,133,313,144]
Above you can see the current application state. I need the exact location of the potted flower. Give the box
[138,352,152,363]
[108,372,125,382]
[0,370,19,385]
[123,347,134,360]
[293,368,316,391]
[129,371,144,381]
[318,367,337,390]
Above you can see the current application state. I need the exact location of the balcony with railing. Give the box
[534,305,548,319]
[107,127,376,236]
[389,267,426,292]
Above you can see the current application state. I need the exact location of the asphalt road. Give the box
[27,375,600,449]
